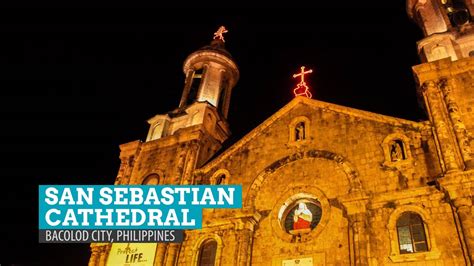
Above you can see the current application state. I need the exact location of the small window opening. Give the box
[187,68,204,105]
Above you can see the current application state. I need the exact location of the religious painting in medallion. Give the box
[283,199,322,233]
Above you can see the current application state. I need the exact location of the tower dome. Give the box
[179,26,239,118]
[146,26,239,143]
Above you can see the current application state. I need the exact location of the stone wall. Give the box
[178,97,470,265]
[88,61,474,266]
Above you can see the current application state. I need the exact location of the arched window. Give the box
[142,174,160,185]
[210,169,230,185]
[198,239,217,266]
[187,67,205,105]
[218,74,229,115]
[397,212,428,254]
[215,174,226,185]
[442,0,471,27]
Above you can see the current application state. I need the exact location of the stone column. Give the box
[179,69,195,108]
[237,229,253,266]
[439,79,473,170]
[88,244,100,266]
[412,0,448,34]
[116,140,142,185]
[181,142,200,185]
[350,213,369,266]
[175,147,188,184]
[154,243,168,266]
[98,244,111,266]
[165,243,180,266]
[421,80,461,172]
[454,198,474,264]
[114,160,128,185]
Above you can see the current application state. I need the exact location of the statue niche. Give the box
[295,122,306,141]
[390,140,407,162]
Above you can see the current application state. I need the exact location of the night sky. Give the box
[0,5,426,265]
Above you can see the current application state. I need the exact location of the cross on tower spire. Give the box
[292,66,313,98]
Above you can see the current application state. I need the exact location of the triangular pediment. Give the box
[198,96,427,173]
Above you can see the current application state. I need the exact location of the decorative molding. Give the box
[209,169,231,185]
[140,170,164,185]
[245,149,363,209]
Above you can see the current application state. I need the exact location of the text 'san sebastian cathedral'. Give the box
[89,1,474,265]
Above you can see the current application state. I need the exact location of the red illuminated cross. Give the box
[293,66,313,84]
[292,66,313,98]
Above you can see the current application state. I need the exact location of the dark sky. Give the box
[0,5,426,266]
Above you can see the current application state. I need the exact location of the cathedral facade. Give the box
[88,1,474,265]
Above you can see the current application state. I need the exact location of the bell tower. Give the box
[407,0,474,62]
[407,0,474,173]
[114,26,239,187]
[406,4,474,263]
[89,26,239,266]
[178,26,238,118]
[146,26,239,144]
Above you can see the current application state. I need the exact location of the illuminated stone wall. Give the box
[89,73,474,266]
[180,96,471,265]
[87,5,474,263]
